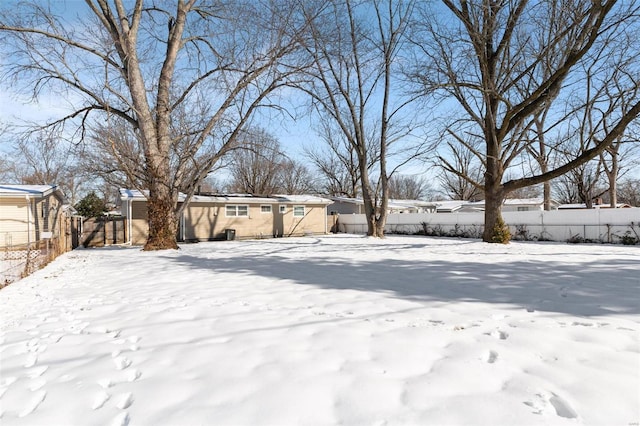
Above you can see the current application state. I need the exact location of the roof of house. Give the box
[330,196,438,210]
[389,199,439,208]
[0,184,63,198]
[463,198,559,207]
[558,203,634,209]
[120,189,333,205]
[433,200,468,212]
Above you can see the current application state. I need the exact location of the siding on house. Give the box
[0,185,64,247]
[127,200,150,246]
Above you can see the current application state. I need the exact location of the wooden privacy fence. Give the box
[80,216,127,247]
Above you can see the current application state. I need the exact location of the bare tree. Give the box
[297,0,424,237]
[598,71,640,207]
[617,177,640,207]
[228,128,285,195]
[79,119,146,196]
[278,159,315,195]
[304,118,371,198]
[227,127,315,195]
[1,0,309,250]
[10,129,83,203]
[553,159,607,206]
[387,174,433,200]
[412,0,640,242]
[437,141,484,201]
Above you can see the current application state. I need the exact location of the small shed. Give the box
[119,189,334,245]
[0,184,65,248]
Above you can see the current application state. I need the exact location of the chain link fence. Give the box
[1,232,68,288]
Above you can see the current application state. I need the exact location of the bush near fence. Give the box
[335,208,640,244]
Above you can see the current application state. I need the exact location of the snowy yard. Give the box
[1,234,638,426]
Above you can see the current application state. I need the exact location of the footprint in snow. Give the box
[484,350,498,364]
[549,393,578,419]
[115,392,134,409]
[28,378,47,392]
[523,394,545,415]
[487,330,509,340]
[113,356,132,370]
[92,390,111,410]
[18,390,47,418]
[571,321,593,327]
[23,354,38,368]
[126,369,142,382]
[26,365,48,378]
[523,392,578,419]
[110,411,130,426]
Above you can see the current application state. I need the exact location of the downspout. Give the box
[127,199,133,244]
[180,211,185,242]
[26,194,31,248]
[324,204,328,234]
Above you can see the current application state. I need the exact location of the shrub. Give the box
[567,234,584,244]
[621,232,638,245]
[75,192,108,218]
[491,216,511,244]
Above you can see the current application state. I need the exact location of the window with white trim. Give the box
[293,205,305,217]
[517,206,530,212]
[279,205,286,213]
[261,205,272,214]
[226,205,249,217]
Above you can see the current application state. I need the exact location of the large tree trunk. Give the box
[482,151,508,243]
[482,181,507,243]
[144,155,179,250]
[543,180,552,211]
[608,168,618,208]
[373,176,389,238]
[360,172,377,237]
[145,188,179,250]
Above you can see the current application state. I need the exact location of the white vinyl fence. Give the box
[335,208,640,244]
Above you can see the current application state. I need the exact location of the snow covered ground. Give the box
[1,234,638,426]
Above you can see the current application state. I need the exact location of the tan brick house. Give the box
[120,189,333,245]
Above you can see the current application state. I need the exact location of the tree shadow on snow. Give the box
[164,239,640,318]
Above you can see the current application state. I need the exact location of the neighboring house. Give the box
[120,189,334,245]
[433,200,469,213]
[0,184,65,247]
[389,199,439,213]
[329,197,438,215]
[461,198,560,212]
[558,202,633,210]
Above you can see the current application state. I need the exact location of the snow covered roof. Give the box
[120,189,333,205]
[433,200,469,212]
[0,184,62,198]
[389,199,439,208]
[558,203,634,209]
[330,196,437,210]
[463,198,560,207]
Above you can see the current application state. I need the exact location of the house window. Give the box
[40,199,51,218]
[226,205,249,217]
[517,207,530,212]
[261,205,272,214]
[293,205,305,217]
[279,205,286,213]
